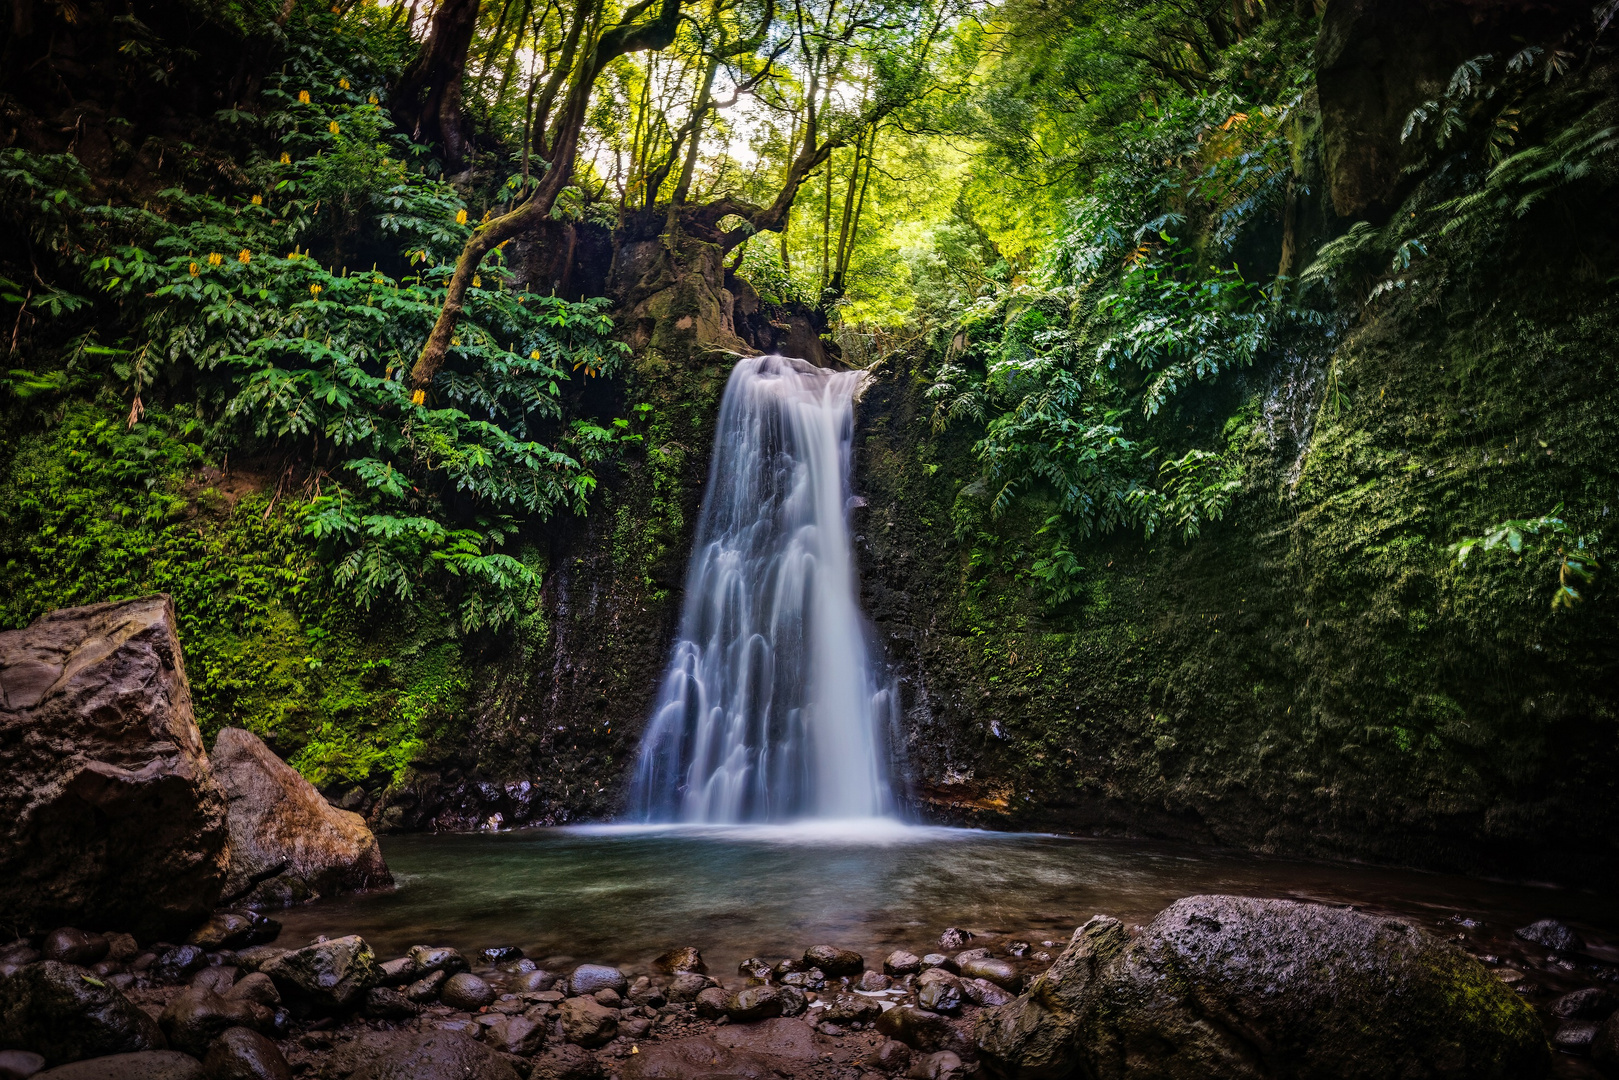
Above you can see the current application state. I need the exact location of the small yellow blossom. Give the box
[472,274,481,288]
[238,250,251,264]
[207,252,224,267]
[329,121,340,135]
[250,194,262,205]
[298,91,311,104]
[455,209,468,225]
[189,262,200,277]
[530,350,541,360]
[339,78,350,90]
[280,152,291,165]
[411,389,426,406]
[369,94,379,105]
[310,283,323,297]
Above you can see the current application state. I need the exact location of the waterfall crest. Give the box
[628,354,896,823]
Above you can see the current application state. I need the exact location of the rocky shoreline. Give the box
[4,894,1618,1080]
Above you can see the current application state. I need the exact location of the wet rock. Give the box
[920,955,956,974]
[558,996,617,1047]
[260,935,377,1013]
[1005,942,1030,959]
[404,970,448,1003]
[529,1044,600,1080]
[409,947,469,978]
[870,1040,910,1075]
[876,1006,953,1053]
[222,974,278,1008]
[32,1051,205,1079]
[376,957,415,985]
[961,979,1012,1008]
[1516,919,1585,953]
[1554,1022,1600,1055]
[567,964,627,997]
[500,958,537,974]
[627,976,665,1008]
[737,957,774,980]
[229,948,285,975]
[482,1015,545,1056]
[350,1032,520,1080]
[825,993,881,1025]
[0,1050,44,1080]
[694,987,729,1019]
[937,930,971,952]
[804,946,863,977]
[666,973,717,1003]
[724,985,783,1022]
[591,988,620,1008]
[880,952,919,977]
[480,947,523,965]
[958,958,1018,992]
[953,949,990,965]
[781,968,825,991]
[858,971,891,992]
[776,986,807,1018]
[0,961,166,1064]
[978,898,1550,1080]
[654,948,706,975]
[41,929,110,966]
[153,946,209,984]
[619,1036,778,1080]
[772,959,804,979]
[0,944,42,979]
[514,969,557,993]
[916,976,962,1016]
[1553,987,1618,1021]
[362,988,420,1020]
[209,729,390,909]
[0,597,230,939]
[442,973,497,1011]
[187,913,278,952]
[201,1027,290,1080]
[711,1018,822,1063]
[908,1050,962,1080]
[1593,1013,1619,1069]
[159,984,269,1057]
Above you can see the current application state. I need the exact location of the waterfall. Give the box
[628,354,897,823]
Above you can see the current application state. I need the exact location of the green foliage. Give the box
[1451,506,1602,610]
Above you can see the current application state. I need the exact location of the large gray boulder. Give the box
[210,727,390,908]
[0,960,166,1066]
[978,896,1550,1080]
[0,597,229,938]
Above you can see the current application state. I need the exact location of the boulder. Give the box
[666,972,715,1003]
[480,947,523,965]
[200,1028,290,1080]
[694,987,729,1019]
[209,728,390,908]
[724,985,783,1023]
[361,988,419,1020]
[558,996,617,1047]
[1552,987,1618,1021]
[916,976,962,1016]
[222,974,279,1009]
[529,1044,600,1080]
[870,1040,911,1075]
[776,985,807,1018]
[962,979,1012,1008]
[0,1050,43,1080]
[824,993,881,1025]
[938,930,971,952]
[404,970,448,1003]
[876,1007,954,1053]
[884,952,921,978]
[737,957,773,980]
[1593,1012,1619,1069]
[804,946,862,977]
[1516,918,1585,953]
[482,1015,545,1056]
[654,948,706,975]
[351,1032,520,1080]
[958,958,1018,991]
[260,935,377,1013]
[0,961,166,1065]
[409,947,470,977]
[567,965,627,997]
[1552,1022,1599,1055]
[151,946,208,985]
[859,971,890,992]
[441,973,496,1011]
[230,948,285,975]
[977,898,1551,1080]
[187,912,278,952]
[32,1051,204,1079]
[0,597,229,938]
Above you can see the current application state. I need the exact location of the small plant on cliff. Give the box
[1451,507,1602,610]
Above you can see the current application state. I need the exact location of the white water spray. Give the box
[628,355,896,823]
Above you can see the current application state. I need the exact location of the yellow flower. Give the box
[530,350,541,360]
[339,78,350,90]
[238,250,251,264]
[310,283,323,297]
[298,91,311,104]
[189,262,200,277]
[329,121,340,135]
[368,94,379,105]
[411,389,426,406]
[280,152,291,165]
[286,251,300,260]
[207,252,224,267]
[472,274,481,288]
[455,209,468,225]
[250,194,262,205]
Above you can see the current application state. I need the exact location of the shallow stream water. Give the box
[278,821,1619,993]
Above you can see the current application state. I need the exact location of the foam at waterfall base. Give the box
[569,817,1013,846]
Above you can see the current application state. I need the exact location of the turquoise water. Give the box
[274,822,1619,982]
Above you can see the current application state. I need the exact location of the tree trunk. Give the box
[393,0,483,170]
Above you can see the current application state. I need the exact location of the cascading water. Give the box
[628,354,897,823]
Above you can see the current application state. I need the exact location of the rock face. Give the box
[210,727,391,908]
[0,597,229,937]
[977,896,1550,1080]
[260,936,378,1013]
[0,960,166,1066]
